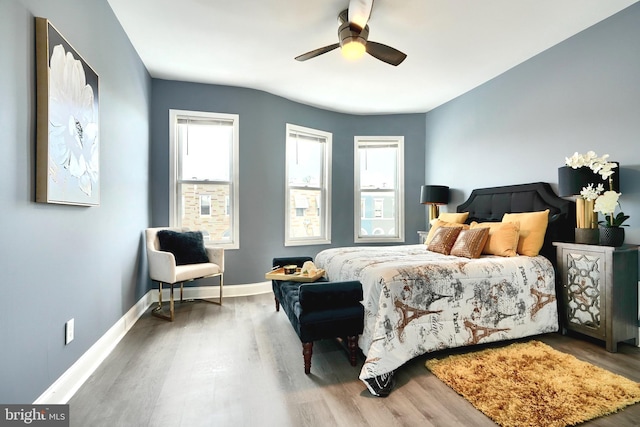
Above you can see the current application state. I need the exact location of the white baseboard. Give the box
[33,293,151,405]
[158,280,271,301]
[34,281,271,404]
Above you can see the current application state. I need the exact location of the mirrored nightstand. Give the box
[553,242,638,352]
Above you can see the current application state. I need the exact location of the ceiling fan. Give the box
[295,0,407,66]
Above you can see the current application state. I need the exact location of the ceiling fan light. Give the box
[341,39,366,60]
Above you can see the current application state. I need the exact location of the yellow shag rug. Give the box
[425,341,640,427]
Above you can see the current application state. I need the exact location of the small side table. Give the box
[417,231,428,244]
[553,242,638,352]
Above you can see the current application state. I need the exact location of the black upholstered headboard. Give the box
[456,182,574,263]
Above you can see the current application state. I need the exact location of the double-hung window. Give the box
[169,109,239,249]
[354,136,404,243]
[285,124,332,246]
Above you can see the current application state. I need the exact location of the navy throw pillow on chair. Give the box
[157,230,209,265]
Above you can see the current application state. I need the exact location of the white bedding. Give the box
[315,245,559,387]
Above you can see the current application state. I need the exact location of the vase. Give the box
[575,199,597,229]
[575,228,599,245]
[599,226,625,247]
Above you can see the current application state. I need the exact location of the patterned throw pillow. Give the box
[424,219,469,245]
[427,226,462,255]
[450,227,490,258]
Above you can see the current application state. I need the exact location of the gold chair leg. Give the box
[169,284,175,321]
[155,275,223,318]
[152,281,176,322]
[219,274,223,305]
[203,274,223,306]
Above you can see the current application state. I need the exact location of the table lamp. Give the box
[420,185,449,225]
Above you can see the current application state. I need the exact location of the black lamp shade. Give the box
[557,163,619,197]
[420,185,449,205]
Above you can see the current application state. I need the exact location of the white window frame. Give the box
[285,123,332,246]
[169,109,240,249]
[354,136,404,243]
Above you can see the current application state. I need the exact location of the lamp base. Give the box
[428,205,439,225]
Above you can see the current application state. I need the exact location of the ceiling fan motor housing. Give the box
[338,21,369,48]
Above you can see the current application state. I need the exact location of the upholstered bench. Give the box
[271,257,364,374]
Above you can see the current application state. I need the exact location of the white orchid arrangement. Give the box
[594,190,629,228]
[579,182,604,201]
[565,151,617,179]
[565,151,628,228]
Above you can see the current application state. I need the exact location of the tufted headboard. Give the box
[456,182,575,264]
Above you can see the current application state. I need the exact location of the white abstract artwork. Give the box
[36,18,100,206]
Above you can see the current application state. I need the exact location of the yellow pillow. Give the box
[470,221,520,257]
[502,210,550,256]
[438,212,469,224]
[425,219,469,245]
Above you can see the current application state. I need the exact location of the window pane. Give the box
[288,188,322,239]
[360,191,396,236]
[287,137,323,187]
[180,183,231,242]
[359,146,396,189]
[178,122,231,181]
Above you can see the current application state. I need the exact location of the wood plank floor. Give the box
[68,293,640,427]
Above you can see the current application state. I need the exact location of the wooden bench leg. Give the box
[275,297,280,312]
[347,336,358,366]
[303,342,313,374]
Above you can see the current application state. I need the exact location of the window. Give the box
[169,110,239,249]
[354,136,404,243]
[374,198,384,218]
[285,124,331,246]
[200,195,211,217]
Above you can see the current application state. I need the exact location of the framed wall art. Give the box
[35,17,100,206]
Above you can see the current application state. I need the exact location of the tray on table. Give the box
[265,267,326,283]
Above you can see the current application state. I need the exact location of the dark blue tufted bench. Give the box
[272,257,364,374]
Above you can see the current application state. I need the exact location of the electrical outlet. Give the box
[65,319,74,345]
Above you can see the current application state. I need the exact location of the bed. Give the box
[314,182,573,396]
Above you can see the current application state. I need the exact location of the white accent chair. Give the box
[145,227,224,321]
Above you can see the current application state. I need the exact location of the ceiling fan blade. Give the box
[295,43,340,62]
[348,0,374,30]
[366,41,407,66]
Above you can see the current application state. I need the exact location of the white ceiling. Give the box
[107,0,637,115]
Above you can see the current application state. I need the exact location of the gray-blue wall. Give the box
[151,80,427,285]
[426,2,640,244]
[0,0,151,403]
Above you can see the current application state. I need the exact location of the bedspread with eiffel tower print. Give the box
[315,244,558,395]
